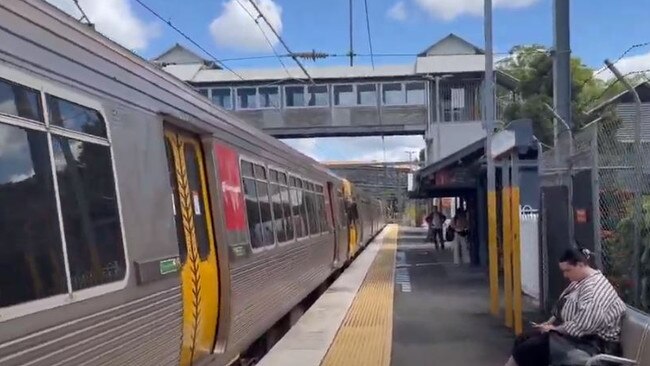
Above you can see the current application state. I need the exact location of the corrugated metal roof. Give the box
[183,64,417,83]
[615,103,650,142]
[161,54,489,84]
[415,54,486,74]
[160,63,204,82]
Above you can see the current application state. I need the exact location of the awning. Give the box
[409,138,486,198]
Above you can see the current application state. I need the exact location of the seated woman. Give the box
[505,248,626,366]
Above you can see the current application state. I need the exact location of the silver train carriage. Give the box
[0,1,385,366]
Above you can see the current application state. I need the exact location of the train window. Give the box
[241,161,254,177]
[289,176,296,187]
[318,194,329,232]
[278,172,287,185]
[52,136,126,290]
[256,180,275,246]
[269,169,279,183]
[243,177,263,248]
[305,191,319,234]
[297,178,303,189]
[0,123,67,307]
[0,78,43,121]
[254,164,266,180]
[47,95,107,138]
[290,186,305,238]
[183,144,210,260]
[300,187,311,235]
[281,184,294,241]
[269,183,286,242]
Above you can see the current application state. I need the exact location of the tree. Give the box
[497,45,627,145]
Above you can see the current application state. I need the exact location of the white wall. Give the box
[520,209,540,301]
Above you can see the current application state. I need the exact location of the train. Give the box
[0,1,385,365]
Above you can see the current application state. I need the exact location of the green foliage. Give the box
[497,45,623,146]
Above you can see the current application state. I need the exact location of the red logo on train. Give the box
[214,143,246,231]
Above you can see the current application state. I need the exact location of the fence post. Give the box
[590,126,603,270]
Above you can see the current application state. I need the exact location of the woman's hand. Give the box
[533,323,556,333]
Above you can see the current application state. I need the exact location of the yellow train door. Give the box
[164,128,220,366]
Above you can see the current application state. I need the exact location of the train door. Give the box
[326,182,339,265]
[164,128,220,366]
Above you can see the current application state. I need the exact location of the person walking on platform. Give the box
[451,209,470,264]
[505,248,625,366]
[425,207,446,250]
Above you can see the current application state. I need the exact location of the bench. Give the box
[584,308,650,365]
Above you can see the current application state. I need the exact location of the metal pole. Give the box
[552,0,572,155]
[349,0,354,66]
[485,0,500,317]
[511,153,523,335]
[435,76,442,161]
[545,103,574,243]
[605,59,643,306]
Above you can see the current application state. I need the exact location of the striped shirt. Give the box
[557,270,626,341]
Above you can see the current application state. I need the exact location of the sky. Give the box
[45,0,650,162]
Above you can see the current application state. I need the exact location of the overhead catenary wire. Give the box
[246,0,315,84]
[362,0,375,69]
[133,0,246,81]
[234,0,292,79]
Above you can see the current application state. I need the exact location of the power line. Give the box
[362,0,375,69]
[234,0,292,79]
[246,0,315,84]
[133,0,245,81]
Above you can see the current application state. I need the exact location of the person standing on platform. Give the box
[451,209,470,264]
[425,206,446,250]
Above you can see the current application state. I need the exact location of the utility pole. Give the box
[484,0,499,317]
[349,0,354,66]
[552,0,571,159]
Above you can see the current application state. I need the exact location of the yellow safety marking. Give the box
[321,224,398,366]
[511,186,523,335]
[502,186,513,328]
[488,191,500,317]
[166,132,220,366]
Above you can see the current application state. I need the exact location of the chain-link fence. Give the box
[540,102,650,310]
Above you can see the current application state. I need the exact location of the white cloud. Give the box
[387,1,408,21]
[46,0,159,51]
[210,0,282,52]
[595,51,650,81]
[414,0,538,21]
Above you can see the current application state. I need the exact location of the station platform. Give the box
[258,224,516,366]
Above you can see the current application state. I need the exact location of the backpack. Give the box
[445,226,455,242]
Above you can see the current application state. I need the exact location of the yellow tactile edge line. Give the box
[320,224,398,366]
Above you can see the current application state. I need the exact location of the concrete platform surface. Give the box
[258,225,515,366]
[392,227,513,366]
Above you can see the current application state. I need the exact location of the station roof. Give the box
[156,34,518,89]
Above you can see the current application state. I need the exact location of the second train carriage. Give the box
[0,1,385,366]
